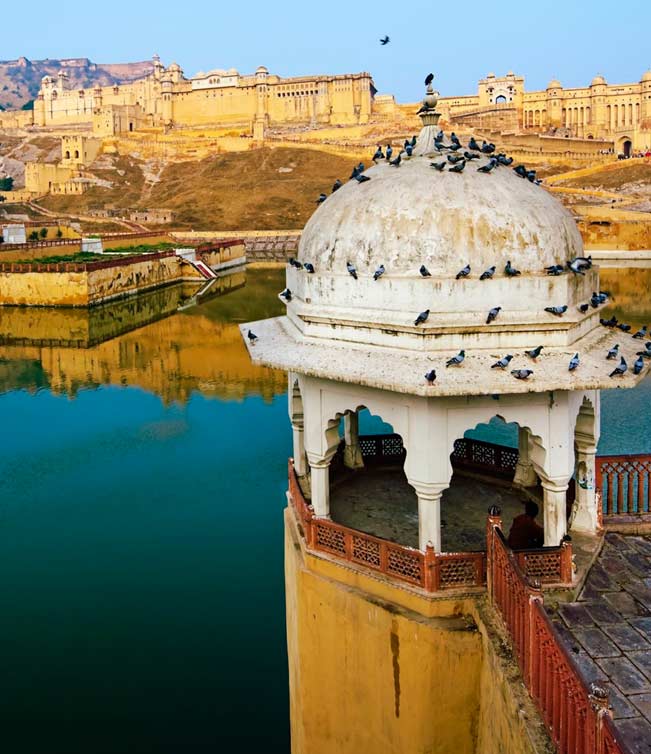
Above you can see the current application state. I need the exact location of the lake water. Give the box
[0,266,649,753]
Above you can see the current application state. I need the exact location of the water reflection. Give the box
[0,268,287,403]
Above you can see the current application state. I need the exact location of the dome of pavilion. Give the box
[641,70,651,83]
[297,156,583,278]
[547,79,562,89]
[591,75,607,86]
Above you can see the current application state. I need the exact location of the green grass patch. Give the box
[102,242,178,254]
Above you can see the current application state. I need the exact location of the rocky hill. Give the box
[0,56,153,111]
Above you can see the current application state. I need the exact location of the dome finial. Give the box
[414,73,441,155]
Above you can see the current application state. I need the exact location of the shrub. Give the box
[28,230,39,241]
[39,227,48,238]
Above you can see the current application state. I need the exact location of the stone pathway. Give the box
[549,533,651,754]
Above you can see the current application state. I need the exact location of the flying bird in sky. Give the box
[380,35,390,45]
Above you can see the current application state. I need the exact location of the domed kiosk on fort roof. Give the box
[242,75,648,559]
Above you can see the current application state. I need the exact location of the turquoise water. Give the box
[0,266,649,752]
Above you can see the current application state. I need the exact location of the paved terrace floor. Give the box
[330,467,527,552]
[549,533,651,753]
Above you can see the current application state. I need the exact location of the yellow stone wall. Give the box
[285,510,547,754]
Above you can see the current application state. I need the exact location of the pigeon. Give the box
[380,35,390,45]
[425,73,434,86]
[607,344,619,360]
[431,161,446,171]
[436,130,444,141]
[590,292,602,308]
[546,264,564,276]
[425,369,436,384]
[414,309,430,326]
[316,193,327,204]
[568,353,580,371]
[567,259,586,275]
[609,357,627,377]
[292,259,303,270]
[545,306,568,316]
[618,323,632,332]
[486,306,501,324]
[505,260,521,277]
[347,261,358,279]
[410,135,417,147]
[526,170,537,183]
[373,264,386,281]
[280,288,292,301]
[386,145,393,161]
[247,330,258,343]
[575,255,593,269]
[419,265,431,277]
[633,326,648,339]
[526,345,543,360]
[388,152,402,167]
[287,257,295,266]
[456,264,471,279]
[633,356,645,375]
[405,144,414,157]
[446,350,465,367]
[637,349,651,359]
[331,179,342,193]
[491,354,513,369]
[464,151,480,161]
[354,173,371,183]
[497,154,514,166]
[511,369,533,380]
[304,263,315,273]
[514,164,528,178]
[447,143,463,152]
[447,154,464,164]
[468,136,481,151]
[480,141,495,153]
[579,304,589,313]
[477,159,497,173]
[448,160,466,173]
[350,164,360,179]
[372,146,384,161]
[480,266,496,281]
[450,132,460,145]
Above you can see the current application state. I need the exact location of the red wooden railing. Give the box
[596,454,651,518]
[487,511,631,754]
[288,459,485,592]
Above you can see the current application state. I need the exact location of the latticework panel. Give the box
[358,436,380,457]
[352,536,381,568]
[439,556,481,588]
[315,523,346,555]
[520,551,562,583]
[597,455,651,516]
[380,435,405,459]
[386,546,422,584]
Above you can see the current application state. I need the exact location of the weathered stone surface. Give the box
[629,651,651,683]
[598,657,651,695]
[605,683,642,719]
[584,601,624,625]
[573,627,621,658]
[558,603,594,628]
[631,693,651,722]
[603,624,651,652]
[612,716,651,754]
[604,591,649,617]
[630,617,651,637]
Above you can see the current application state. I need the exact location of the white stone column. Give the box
[307,453,334,518]
[343,411,364,470]
[571,444,599,533]
[412,482,446,553]
[291,420,307,477]
[541,479,569,546]
[513,427,538,488]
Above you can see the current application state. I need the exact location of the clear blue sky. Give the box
[3,0,650,100]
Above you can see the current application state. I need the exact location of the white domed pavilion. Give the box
[242,78,648,560]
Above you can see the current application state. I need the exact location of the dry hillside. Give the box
[40,147,367,230]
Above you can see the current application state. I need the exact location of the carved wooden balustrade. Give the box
[596,454,651,519]
[487,511,632,754]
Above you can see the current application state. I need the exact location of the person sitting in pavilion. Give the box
[507,500,544,550]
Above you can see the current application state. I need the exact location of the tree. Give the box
[56,228,63,238]
[0,176,13,191]
[39,227,48,239]
[28,230,39,241]
[21,99,35,111]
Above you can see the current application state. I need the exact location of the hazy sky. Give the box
[3,0,650,100]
